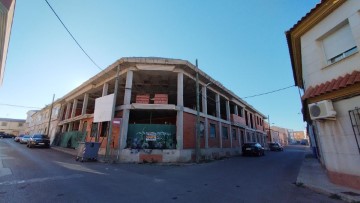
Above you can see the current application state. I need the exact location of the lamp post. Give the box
[195,59,201,163]
[47,94,55,136]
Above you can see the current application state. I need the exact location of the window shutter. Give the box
[323,24,356,60]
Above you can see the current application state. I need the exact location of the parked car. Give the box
[14,135,24,142]
[242,142,265,156]
[19,135,31,144]
[27,134,50,148]
[269,142,283,151]
[14,134,25,142]
[0,133,14,138]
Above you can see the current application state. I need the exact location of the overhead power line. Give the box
[242,85,295,99]
[0,103,41,109]
[45,0,102,71]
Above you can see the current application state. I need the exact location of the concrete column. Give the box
[62,125,66,133]
[202,86,208,148]
[176,72,184,150]
[68,123,72,132]
[226,100,230,121]
[123,71,133,105]
[71,99,78,118]
[216,94,220,118]
[234,105,238,116]
[226,101,232,147]
[81,93,89,115]
[65,103,71,120]
[119,70,133,149]
[216,94,222,148]
[102,83,109,96]
[59,105,65,120]
[239,129,241,146]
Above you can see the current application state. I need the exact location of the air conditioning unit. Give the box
[308,100,336,120]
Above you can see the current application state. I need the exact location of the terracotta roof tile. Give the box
[309,87,317,97]
[302,70,360,100]
[302,86,314,99]
[325,79,336,93]
[333,76,343,91]
[321,81,331,94]
[346,71,357,86]
[313,84,323,97]
[354,71,360,83]
[339,74,350,88]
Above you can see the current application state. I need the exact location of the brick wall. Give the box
[232,127,240,148]
[208,119,220,148]
[183,112,206,149]
[222,124,231,148]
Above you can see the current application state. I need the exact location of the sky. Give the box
[0,0,320,131]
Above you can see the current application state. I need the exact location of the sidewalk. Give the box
[51,146,77,156]
[297,152,360,203]
[51,146,108,162]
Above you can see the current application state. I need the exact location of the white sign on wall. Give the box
[93,94,114,122]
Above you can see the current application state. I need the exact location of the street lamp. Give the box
[195,59,201,163]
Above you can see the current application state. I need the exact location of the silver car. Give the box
[20,135,31,144]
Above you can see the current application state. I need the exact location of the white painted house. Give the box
[286,0,360,190]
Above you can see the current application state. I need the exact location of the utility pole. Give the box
[195,59,201,163]
[47,94,55,136]
[268,115,272,143]
[105,65,119,162]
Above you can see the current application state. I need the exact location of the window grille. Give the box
[349,107,360,154]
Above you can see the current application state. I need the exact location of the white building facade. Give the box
[287,0,360,190]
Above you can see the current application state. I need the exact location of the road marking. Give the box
[54,161,107,175]
[154,178,165,183]
[0,174,83,186]
[0,145,13,177]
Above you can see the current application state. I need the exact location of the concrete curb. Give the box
[296,154,360,203]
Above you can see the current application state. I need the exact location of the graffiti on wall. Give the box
[127,124,176,149]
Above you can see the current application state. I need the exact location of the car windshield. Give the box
[23,135,30,138]
[33,135,47,138]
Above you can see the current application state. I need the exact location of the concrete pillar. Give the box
[68,123,72,132]
[123,71,133,105]
[59,105,65,120]
[119,70,133,149]
[234,105,238,116]
[226,100,230,121]
[102,83,109,96]
[61,125,66,133]
[176,72,184,150]
[81,93,89,115]
[226,100,232,147]
[216,94,222,148]
[216,94,220,118]
[71,99,78,118]
[65,103,71,120]
[202,86,208,148]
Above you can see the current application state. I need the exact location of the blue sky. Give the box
[0,0,319,130]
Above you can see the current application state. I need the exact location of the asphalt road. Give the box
[0,139,342,203]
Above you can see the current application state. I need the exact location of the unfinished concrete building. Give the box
[40,57,267,162]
